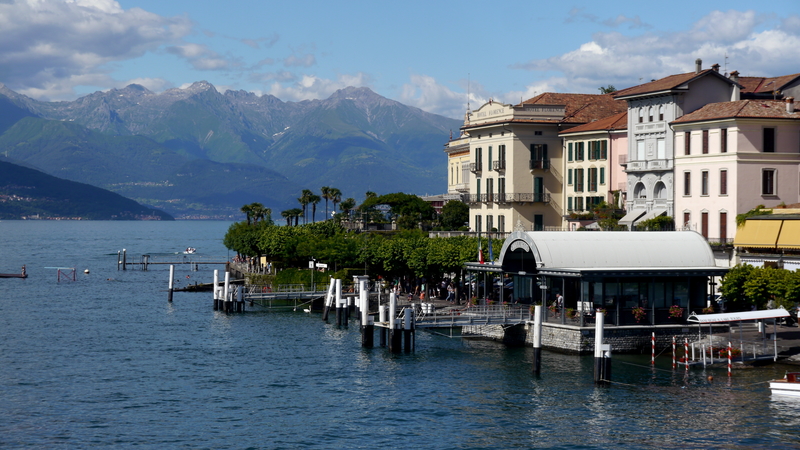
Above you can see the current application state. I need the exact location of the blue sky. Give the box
[2,0,800,118]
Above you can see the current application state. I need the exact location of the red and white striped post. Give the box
[672,336,676,370]
[684,338,689,371]
[651,332,655,365]
[727,341,732,377]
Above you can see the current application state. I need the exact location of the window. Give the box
[576,142,584,161]
[534,131,542,136]
[575,169,584,192]
[636,141,645,160]
[531,144,548,162]
[659,105,665,121]
[475,147,482,170]
[701,171,709,196]
[764,128,775,152]
[476,179,481,197]
[486,215,493,232]
[600,167,605,185]
[648,107,654,122]
[600,140,607,160]
[657,139,665,159]
[683,212,691,229]
[498,215,505,233]
[685,132,691,155]
[762,169,776,195]
[702,130,709,154]
[533,214,543,231]
[684,171,691,196]
[638,108,644,123]
[701,212,709,238]
[720,212,727,241]
[488,146,493,170]
[498,145,506,169]
[568,197,573,211]
[721,129,727,153]
[588,167,598,192]
[568,142,573,161]
[720,170,727,195]
[475,215,482,234]
[575,197,584,211]
[498,178,506,198]
[568,168,573,185]
[486,178,494,202]
[588,141,595,160]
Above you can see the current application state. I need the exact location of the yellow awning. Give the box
[777,220,800,249]
[734,220,782,248]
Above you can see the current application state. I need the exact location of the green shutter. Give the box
[568,168,573,185]
[601,140,608,159]
[600,167,605,185]
[568,197,573,211]
[568,142,573,161]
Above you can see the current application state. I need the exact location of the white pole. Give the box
[224,271,230,303]
[389,292,397,330]
[168,264,174,302]
[213,269,219,301]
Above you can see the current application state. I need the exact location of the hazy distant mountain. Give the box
[0,82,460,217]
[0,159,173,220]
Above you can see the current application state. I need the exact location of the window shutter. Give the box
[601,140,607,159]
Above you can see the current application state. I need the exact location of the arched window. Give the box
[638,108,644,124]
[648,106,654,122]
[634,182,647,199]
[659,105,665,121]
[654,182,667,199]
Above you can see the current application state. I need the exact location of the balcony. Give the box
[618,154,628,166]
[463,193,550,204]
[492,160,506,172]
[529,159,550,171]
[624,159,673,173]
[469,162,482,173]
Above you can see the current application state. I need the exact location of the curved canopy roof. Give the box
[497,231,720,274]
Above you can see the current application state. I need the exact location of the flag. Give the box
[479,247,484,264]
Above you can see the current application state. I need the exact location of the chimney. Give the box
[695,58,702,74]
[787,97,795,114]
[711,63,720,73]
[729,70,740,83]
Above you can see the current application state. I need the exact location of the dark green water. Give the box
[0,221,798,449]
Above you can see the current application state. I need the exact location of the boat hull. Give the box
[769,380,800,397]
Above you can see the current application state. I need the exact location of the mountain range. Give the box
[0,82,460,218]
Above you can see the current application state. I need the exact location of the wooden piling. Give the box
[403,307,414,353]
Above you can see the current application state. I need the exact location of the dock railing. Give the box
[397,304,533,328]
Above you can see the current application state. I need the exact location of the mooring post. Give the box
[322,278,335,322]
[335,279,343,327]
[403,307,414,353]
[389,293,401,353]
[117,250,121,271]
[532,304,542,376]
[223,271,231,313]
[379,304,387,347]
[361,286,373,348]
[672,336,677,370]
[343,294,350,328]
[122,249,127,271]
[213,269,219,311]
[593,311,611,385]
[651,332,655,365]
[237,285,244,312]
[168,265,174,302]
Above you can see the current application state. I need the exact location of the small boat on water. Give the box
[183,247,196,254]
[0,265,27,279]
[769,372,800,397]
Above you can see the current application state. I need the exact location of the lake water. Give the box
[1,221,799,449]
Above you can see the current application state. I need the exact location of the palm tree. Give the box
[281,209,293,226]
[339,197,356,218]
[309,194,321,223]
[329,187,342,219]
[290,208,302,226]
[250,202,266,224]
[298,189,313,224]
[321,186,331,220]
[240,203,254,225]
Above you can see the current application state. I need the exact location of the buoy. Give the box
[84,269,90,274]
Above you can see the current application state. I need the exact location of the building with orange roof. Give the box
[558,111,628,229]
[613,59,741,229]
[671,98,800,247]
[459,93,626,233]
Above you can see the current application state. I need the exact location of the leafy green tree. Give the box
[439,200,469,230]
[240,203,254,225]
[720,264,755,311]
[736,205,771,227]
[598,85,617,94]
[339,197,356,218]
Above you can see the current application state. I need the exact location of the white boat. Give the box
[183,247,196,254]
[769,373,800,397]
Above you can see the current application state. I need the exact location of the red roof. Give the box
[613,69,735,99]
[521,92,627,124]
[738,73,800,95]
[671,100,800,124]
[559,111,627,134]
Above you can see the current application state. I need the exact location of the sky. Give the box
[2,0,800,119]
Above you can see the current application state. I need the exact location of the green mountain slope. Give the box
[0,159,173,220]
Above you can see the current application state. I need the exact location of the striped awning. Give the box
[733,220,782,248]
[777,221,800,249]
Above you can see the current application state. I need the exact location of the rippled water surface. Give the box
[1,221,799,449]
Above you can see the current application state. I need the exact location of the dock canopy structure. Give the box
[494,231,727,326]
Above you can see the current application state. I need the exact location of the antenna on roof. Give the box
[724,53,729,77]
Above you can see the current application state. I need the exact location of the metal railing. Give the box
[398,304,534,328]
[469,162,482,173]
[529,159,550,170]
[492,160,506,171]
[464,193,550,204]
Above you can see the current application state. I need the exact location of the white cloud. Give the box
[267,73,372,101]
[0,0,191,99]
[511,10,800,94]
[398,74,479,119]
